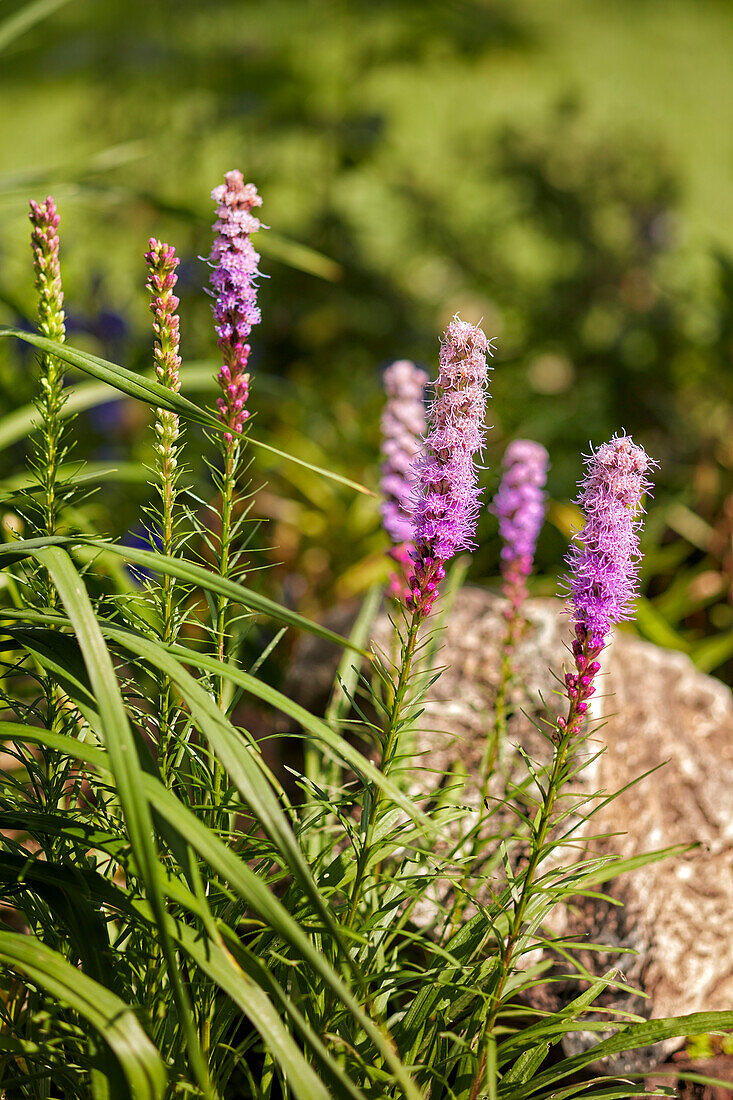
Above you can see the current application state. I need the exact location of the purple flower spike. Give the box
[380,359,427,598]
[208,170,262,444]
[492,439,549,625]
[408,318,493,616]
[562,433,656,729]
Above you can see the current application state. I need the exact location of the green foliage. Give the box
[3,0,733,677]
[1,197,731,1099]
[0,4,732,1090]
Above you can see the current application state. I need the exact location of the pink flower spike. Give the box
[208,170,262,441]
[408,317,493,616]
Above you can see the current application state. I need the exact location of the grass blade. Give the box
[0,536,367,653]
[31,547,215,1098]
[0,0,71,53]
[0,330,372,494]
[0,931,165,1100]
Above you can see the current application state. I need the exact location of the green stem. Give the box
[343,609,422,931]
[448,625,514,936]
[468,688,583,1100]
[157,441,178,783]
[212,441,237,808]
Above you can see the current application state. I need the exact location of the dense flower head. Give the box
[29,196,65,343]
[146,239,182,482]
[564,433,655,647]
[408,318,492,615]
[145,239,181,393]
[493,439,549,575]
[380,359,428,544]
[208,170,262,442]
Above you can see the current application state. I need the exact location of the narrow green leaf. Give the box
[32,547,215,1098]
[248,436,375,497]
[0,535,367,653]
[0,327,222,430]
[0,462,149,501]
[0,0,71,53]
[0,931,165,1100]
[0,331,372,494]
[524,1012,733,1096]
[3,720,420,1100]
[0,365,217,452]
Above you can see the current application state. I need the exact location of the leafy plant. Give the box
[0,172,730,1100]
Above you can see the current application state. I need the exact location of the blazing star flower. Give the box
[492,439,549,624]
[408,318,492,616]
[146,239,182,498]
[146,239,181,393]
[208,170,262,444]
[560,433,655,728]
[380,359,427,598]
[29,197,65,343]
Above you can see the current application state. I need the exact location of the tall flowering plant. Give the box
[3,174,729,1100]
[144,239,185,778]
[469,431,657,1099]
[206,171,263,810]
[345,319,491,927]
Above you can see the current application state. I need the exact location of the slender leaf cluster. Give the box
[0,179,728,1100]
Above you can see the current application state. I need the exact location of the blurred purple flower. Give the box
[492,439,549,624]
[124,526,164,585]
[380,359,427,599]
[380,359,427,543]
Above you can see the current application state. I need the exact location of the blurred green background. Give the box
[2,0,733,677]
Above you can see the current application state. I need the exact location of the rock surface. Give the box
[288,587,733,1063]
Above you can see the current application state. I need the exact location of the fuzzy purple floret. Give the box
[208,170,262,442]
[564,433,655,646]
[380,359,428,544]
[493,439,549,576]
[408,318,492,615]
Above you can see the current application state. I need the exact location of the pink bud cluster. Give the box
[561,433,655,731]
[28,197,65,343]
[380,359,427,599]
[492,439,549,626]
[408,318,492,616]
[209,170,262,444]
[145,240,182,480]
[145,239,181,392]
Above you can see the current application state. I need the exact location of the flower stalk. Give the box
[482,440,549,785]
[207,170,263,805]
[145,238,183,779]
[469,432,655,1100]
[29,197,66,558]
[346,319,491,929]
[27,197,68,789]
